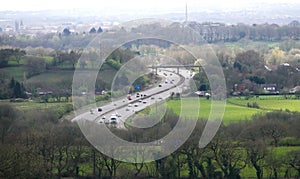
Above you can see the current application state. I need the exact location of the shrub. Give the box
[278,137,300,146]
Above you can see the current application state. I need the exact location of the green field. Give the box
[0,66,25,81]
[167,98,263,123]
[224,41,280,50]
[0,100,72,111]
[167,97,300,123]
[25,70,74,88]
[228,96,300,111]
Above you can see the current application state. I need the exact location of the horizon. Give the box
[1,0,299,13]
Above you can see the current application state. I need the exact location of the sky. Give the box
[1,0,299,12]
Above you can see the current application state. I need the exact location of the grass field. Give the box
[0,66,25,81]
[24,70,74,91]
[224,41,280,50]
[167,98,263,123]
[228,96,300,112]
[167,96,300,123]
[1,100,72,111]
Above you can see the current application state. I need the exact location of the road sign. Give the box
[134,84,140,91]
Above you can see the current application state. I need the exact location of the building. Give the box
[260,84,278,94]
[36,88,53,95]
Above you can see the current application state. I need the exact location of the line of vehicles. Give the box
[94,92,157,125]
[98,113,120,124]
[91,69,185,126]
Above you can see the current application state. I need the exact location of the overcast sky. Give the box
[1,0,299,12]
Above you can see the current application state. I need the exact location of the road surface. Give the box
[72,69,194,129]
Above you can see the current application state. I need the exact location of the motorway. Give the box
[72,69,194,129]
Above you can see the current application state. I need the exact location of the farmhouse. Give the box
[260,84,278,94]
[36,88,53,95]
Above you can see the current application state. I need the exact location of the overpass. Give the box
[148,65,202,74]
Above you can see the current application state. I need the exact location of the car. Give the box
[158,96,162,99]
[110,115,117,124]
[205,93,211,97]
[102,116,110,124]
[99,119,104,123]
[90,109,94,114]
[115,112,121,117]
[97,107,102,112]
[126,108,130,111]
[142,101,147,104]
[134,103,139,107]
[128,104,132,107]
[138,100,143,103]
[151,96,155,100]
[113,103,117,106]
[158,84,162,87]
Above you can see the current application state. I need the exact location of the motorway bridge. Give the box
[148,65,201,74]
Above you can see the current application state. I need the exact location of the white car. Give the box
[115,112,121,117]
[110,115,117,124]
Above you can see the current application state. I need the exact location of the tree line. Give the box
[0,21,299,50]
[187,20,300,43]
[0,103,299,178]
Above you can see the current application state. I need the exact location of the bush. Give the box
[278,137,300,146]
[95,93,111,102]
[252,102,260,109]
[247,102,260,108]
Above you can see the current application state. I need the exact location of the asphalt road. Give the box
[72,69,194,129]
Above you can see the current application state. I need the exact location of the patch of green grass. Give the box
[224,41,280,50]
[167,98,262,123]
[0,66,25,81]
[272,146,300,157]
[4,100,72,111]
[42,56,54,64]
[228,96,300,112]
[25,70,74,90]
[25,68,116,90]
